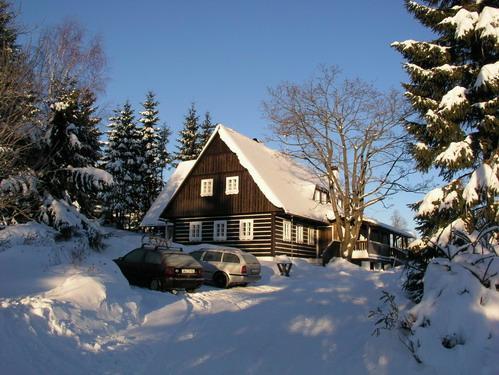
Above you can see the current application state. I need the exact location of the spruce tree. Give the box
[158,125,172,180]
[138,91,163,211]
[393,0,498,237]
[198,111,215,153]
[393,0,498,300]
[176,103,200,162]
[102,102,143,229]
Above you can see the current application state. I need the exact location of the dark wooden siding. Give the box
[173,213,273,256]
[273,216,321,258]
[162,135,279,218]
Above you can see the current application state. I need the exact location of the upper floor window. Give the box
[200,178,213,197]
[283,220,292,242]
[314,186,330,204]
[189,221,202,242]
[226,176,239,195]
[296,225,304,244]
[239,219,253,240]
[213,220,227,241]
[307,228,315,245]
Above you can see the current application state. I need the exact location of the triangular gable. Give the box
[140,160,196,226]
[159,124,331,222]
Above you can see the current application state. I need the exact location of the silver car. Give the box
[190,248,261,288]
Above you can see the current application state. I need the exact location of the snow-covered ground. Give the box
[0,223,497,375]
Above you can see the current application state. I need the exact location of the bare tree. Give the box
[0,44,40,223]
[263,66,414,260]
[390,210,408,230]
[34,19,106,101]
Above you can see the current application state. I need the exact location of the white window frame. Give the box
[189,221,202,242]
[213,220,227,241]
[225,176,239,195]
[283,220,291,242]
[239,219,254,240]
[200,178,213,197]
[307,228,315,245]
[296,225,304,244]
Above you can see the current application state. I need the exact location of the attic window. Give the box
[314,186,329,204]
[225,176,239,195]
[200,178,213,197]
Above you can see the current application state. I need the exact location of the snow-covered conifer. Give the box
[198,111,215,153]
[393,0,498,239]
[393,0,498,302]
[138,91,165,211]
[102,102,143,229]
[175,103,200,162]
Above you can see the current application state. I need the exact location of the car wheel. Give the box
[150,279,162,291]
[213,272,229,288]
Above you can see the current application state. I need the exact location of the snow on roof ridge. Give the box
[217,125,285,209]
[141,160,196,226]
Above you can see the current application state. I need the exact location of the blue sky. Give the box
[13,0,435,232]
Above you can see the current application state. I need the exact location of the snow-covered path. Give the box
[2,225,496,375]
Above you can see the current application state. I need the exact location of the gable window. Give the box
[213,220,227,241]
[239,219,253,240]
[225,176,239,195]
[314,186,330,204]
[189,221,202,241]
[200,178,213,197]
[283,220,291,242]
[308,228,315,245]
[296,225,304,243]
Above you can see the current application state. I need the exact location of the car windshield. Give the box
[241,253,258,264]
[163,253,199,267]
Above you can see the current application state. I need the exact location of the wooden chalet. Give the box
[141,125,413,268]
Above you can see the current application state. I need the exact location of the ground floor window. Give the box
[239,219,254,240]
[189,221,202,241]
[307,228,315,245]
[283,220,291,242]
[213,220,227,241]
[296,225,304,243]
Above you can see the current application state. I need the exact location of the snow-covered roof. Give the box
[140,160,196,226]
[147,124,331,223]
[214,125,331,222]
[363,217,416,238]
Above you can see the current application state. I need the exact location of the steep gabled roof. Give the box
[140,160,196,226]
[142,124,331,225]
[215,125,331,222]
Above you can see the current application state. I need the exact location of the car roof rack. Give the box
[141,235,183,252]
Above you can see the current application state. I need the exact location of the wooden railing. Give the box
[354,240,408,261]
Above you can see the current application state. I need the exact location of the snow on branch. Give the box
[474,62,499,89]
[440,8,479,39]
[64,167,113,191]
[476,6,499,46]
[434,136,473,168]
[0,173,38,196]
[462,163,499,205]
[438,86,468,113]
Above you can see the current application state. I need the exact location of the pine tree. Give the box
[393,0,498,301]
[138,91,164,211]
[158,124,172,180]
[69,87,102,217]
[176,103,200,162]
[198,111,215,153]
[393,0,498,238]
[102,102,143,229]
